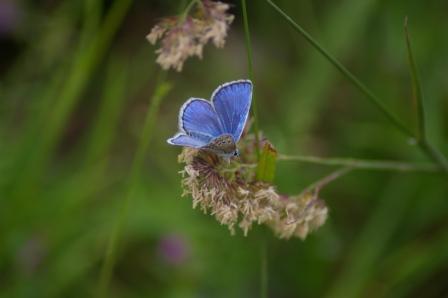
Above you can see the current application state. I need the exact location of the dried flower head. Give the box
[147,0,234,71]
[178,135,328,239]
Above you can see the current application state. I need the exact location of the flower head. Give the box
[147,1,234,71]
[178,135,328,239]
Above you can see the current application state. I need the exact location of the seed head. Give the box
[147,1,234,71]
[178,136,329,239]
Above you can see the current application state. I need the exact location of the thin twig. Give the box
[278,154,440,172]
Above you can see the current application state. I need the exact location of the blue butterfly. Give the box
[167,80,253,158]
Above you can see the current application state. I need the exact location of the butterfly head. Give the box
[219,148,240,160]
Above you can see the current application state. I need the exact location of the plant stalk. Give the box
[242,0,261,159]
[181,0,202,22]
[404,17,426,141]
[278,154,440,172]
[261,239,268,298]
[300,167,353,197]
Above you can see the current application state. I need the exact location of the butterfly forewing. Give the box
[179,98,223,139]
[211,80,252,143]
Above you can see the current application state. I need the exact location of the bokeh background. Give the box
[1,0,448,297]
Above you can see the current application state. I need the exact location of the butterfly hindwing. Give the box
[211,80,252,143]
[167,133,208,148]
[179,98,223,138]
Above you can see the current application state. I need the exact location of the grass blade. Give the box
[265,0,448,174]
[404,17,425,141]
[96,73,171,298]
[265,0,413,138]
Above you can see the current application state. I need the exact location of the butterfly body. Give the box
[202,134,238,157]
[167,80,252,158]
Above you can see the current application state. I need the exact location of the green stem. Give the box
[180,0,201,22]
[266,0,448,175]
[402,19,448,173]
[300,167,353,197]
[242,2,265,293]
[404,17,425,141]
[266,0,412,138]
[418,140,448,173]
[261,238,268,298]
[96,73,171,298]
[278,154,440,172]
[241,0,261,160]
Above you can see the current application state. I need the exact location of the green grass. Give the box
[1,0,448,297]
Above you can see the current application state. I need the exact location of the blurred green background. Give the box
[1,0,448,297]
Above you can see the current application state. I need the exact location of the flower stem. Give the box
[181,0,202,22]
[266,0,448,174]
[418,140,448,173]
[300,167,353,197]
[241,0,261,160]
[278,154,440,172]
[261,238,268,298]
[404,17,425,141]
[242,2,265,292]
[96,73,171,298]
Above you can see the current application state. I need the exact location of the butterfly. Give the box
[167,80,253,158]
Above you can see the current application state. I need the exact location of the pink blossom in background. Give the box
[157,234,190,266]
[0,0,21,36]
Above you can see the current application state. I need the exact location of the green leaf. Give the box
[256,141,278,182]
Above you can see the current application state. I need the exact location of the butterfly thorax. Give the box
[202,134,238,158]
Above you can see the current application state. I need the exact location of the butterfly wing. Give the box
[211,80,252,142]
[178,98,224,138]
[167,133,209,148]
